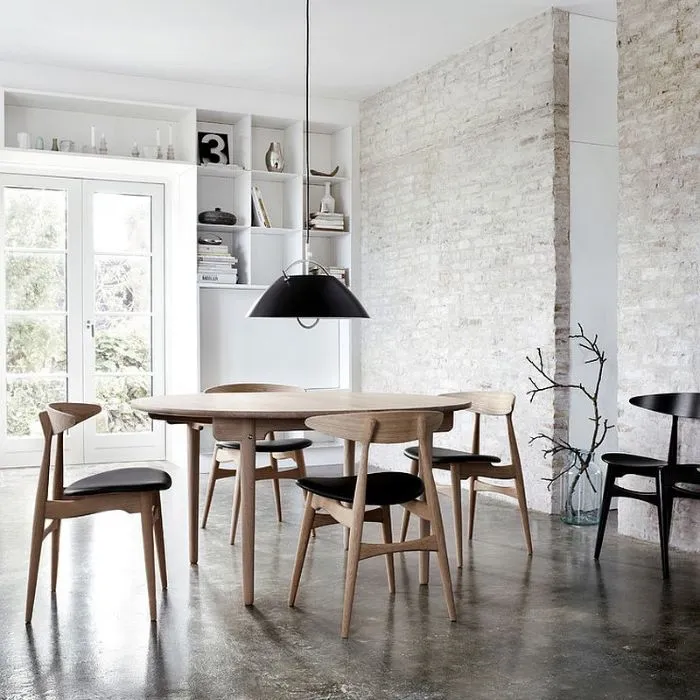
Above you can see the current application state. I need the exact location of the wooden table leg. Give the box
[188,423,201,565]
[240,419,257,605]
[343,439,356,550]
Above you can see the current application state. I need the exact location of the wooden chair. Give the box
[288,410,456,639]
[200,383,312,544]
[595,392,700,579]
[400,392,532,567]
[26,402,171,623]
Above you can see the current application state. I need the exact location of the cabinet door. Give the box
[81,181,165,463]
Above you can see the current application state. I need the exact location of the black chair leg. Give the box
[594,466,617,560]
[655,471,670,579]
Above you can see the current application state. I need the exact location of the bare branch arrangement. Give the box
[526,324,613,515]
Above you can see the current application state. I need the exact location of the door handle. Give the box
[85,320,95,338]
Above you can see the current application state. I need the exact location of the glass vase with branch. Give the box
[526,324,613,525]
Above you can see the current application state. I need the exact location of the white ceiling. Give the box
[2,0,615,101]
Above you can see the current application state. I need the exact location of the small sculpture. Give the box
[310,166,339,177]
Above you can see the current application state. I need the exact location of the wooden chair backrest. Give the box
[306,410,444,510]
[45,402,102,435]
[440,391,515,416]
[441,391,519,467]
[305,410,444,445]
[37,402,102,504]
[205,383,305,394]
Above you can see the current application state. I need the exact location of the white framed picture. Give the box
[197,121,235,165]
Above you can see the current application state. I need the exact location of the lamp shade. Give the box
[247,274,369,319]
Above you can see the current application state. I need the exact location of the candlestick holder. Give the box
[166,144,175,160]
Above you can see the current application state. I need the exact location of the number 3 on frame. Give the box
[198,130,231,165]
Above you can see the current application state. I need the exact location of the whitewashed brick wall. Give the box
[617,0,700,549]
[358,10,570,513]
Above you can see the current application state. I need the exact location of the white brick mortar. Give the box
[358,10,571,514]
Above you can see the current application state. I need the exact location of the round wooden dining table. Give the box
[132,390,470,605]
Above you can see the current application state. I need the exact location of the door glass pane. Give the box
[6,378,66,437]
[95,375,152,433]
[5,253,66,310]
[94,256,151,312]
[93,193,150,253]
[94,316,151,373]
[6,317,66,373]
[3,186,69,442]
[4,188,66,249]
[91,192,154,435]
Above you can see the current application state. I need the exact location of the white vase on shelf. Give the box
[320,182,335,214]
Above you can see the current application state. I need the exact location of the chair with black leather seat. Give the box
[25,402,171,623]
[400,391,532,567]
[595,392,700,579]
[200,383,312,544]
[288,410,456,638]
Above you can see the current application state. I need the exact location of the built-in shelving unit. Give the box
[0,87,356,461]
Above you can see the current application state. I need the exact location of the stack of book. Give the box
[197,243,238,284]
[310,265,349,286]
[309,212,345,231]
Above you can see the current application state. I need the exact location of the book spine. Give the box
[252,185,271,228]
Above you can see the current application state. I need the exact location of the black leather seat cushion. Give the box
[601,453,666,469]
[297,472,424,506]
[64,467,172,497]
[403,445,501,466]
[217,438,313,453]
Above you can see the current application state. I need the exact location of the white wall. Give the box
[0,60,358,128]
[568,14,618,456]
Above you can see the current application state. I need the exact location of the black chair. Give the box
[595,392,700,578]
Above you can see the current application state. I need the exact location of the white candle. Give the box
[168,124,173,145]
[156,128,161,147]
[90,126,95,148]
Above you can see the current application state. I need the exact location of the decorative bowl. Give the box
[198,208,237,226]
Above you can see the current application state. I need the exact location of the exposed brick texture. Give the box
[358,10,570,513]
[617,0,700,549]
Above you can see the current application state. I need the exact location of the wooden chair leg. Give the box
[270,457,283,523]
[381,506,396,594]
[201,451,221,529]
[425,479,456,621]
[230,470,242,545]
[468,476,477,541]
[153,494,168,590]
[655,471,670,579]
[25,508,46,624]
[450,465,463,568]
[289,492,317,607]
[294,450,315,538]
[513,468,534,556]
[140,494,157,621]
[400,458,419,542]
[594,466,617,560]
[341,512,364,639]
[50,520,61,592]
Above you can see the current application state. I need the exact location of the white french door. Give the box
[0,174,165,466]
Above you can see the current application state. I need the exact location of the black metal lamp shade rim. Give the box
[247,274,370,319]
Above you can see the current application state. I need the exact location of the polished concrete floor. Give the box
[2,462,700,700]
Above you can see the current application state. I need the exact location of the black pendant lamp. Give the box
[247,0,369,325]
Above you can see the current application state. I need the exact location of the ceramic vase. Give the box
[265,142,284,172]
